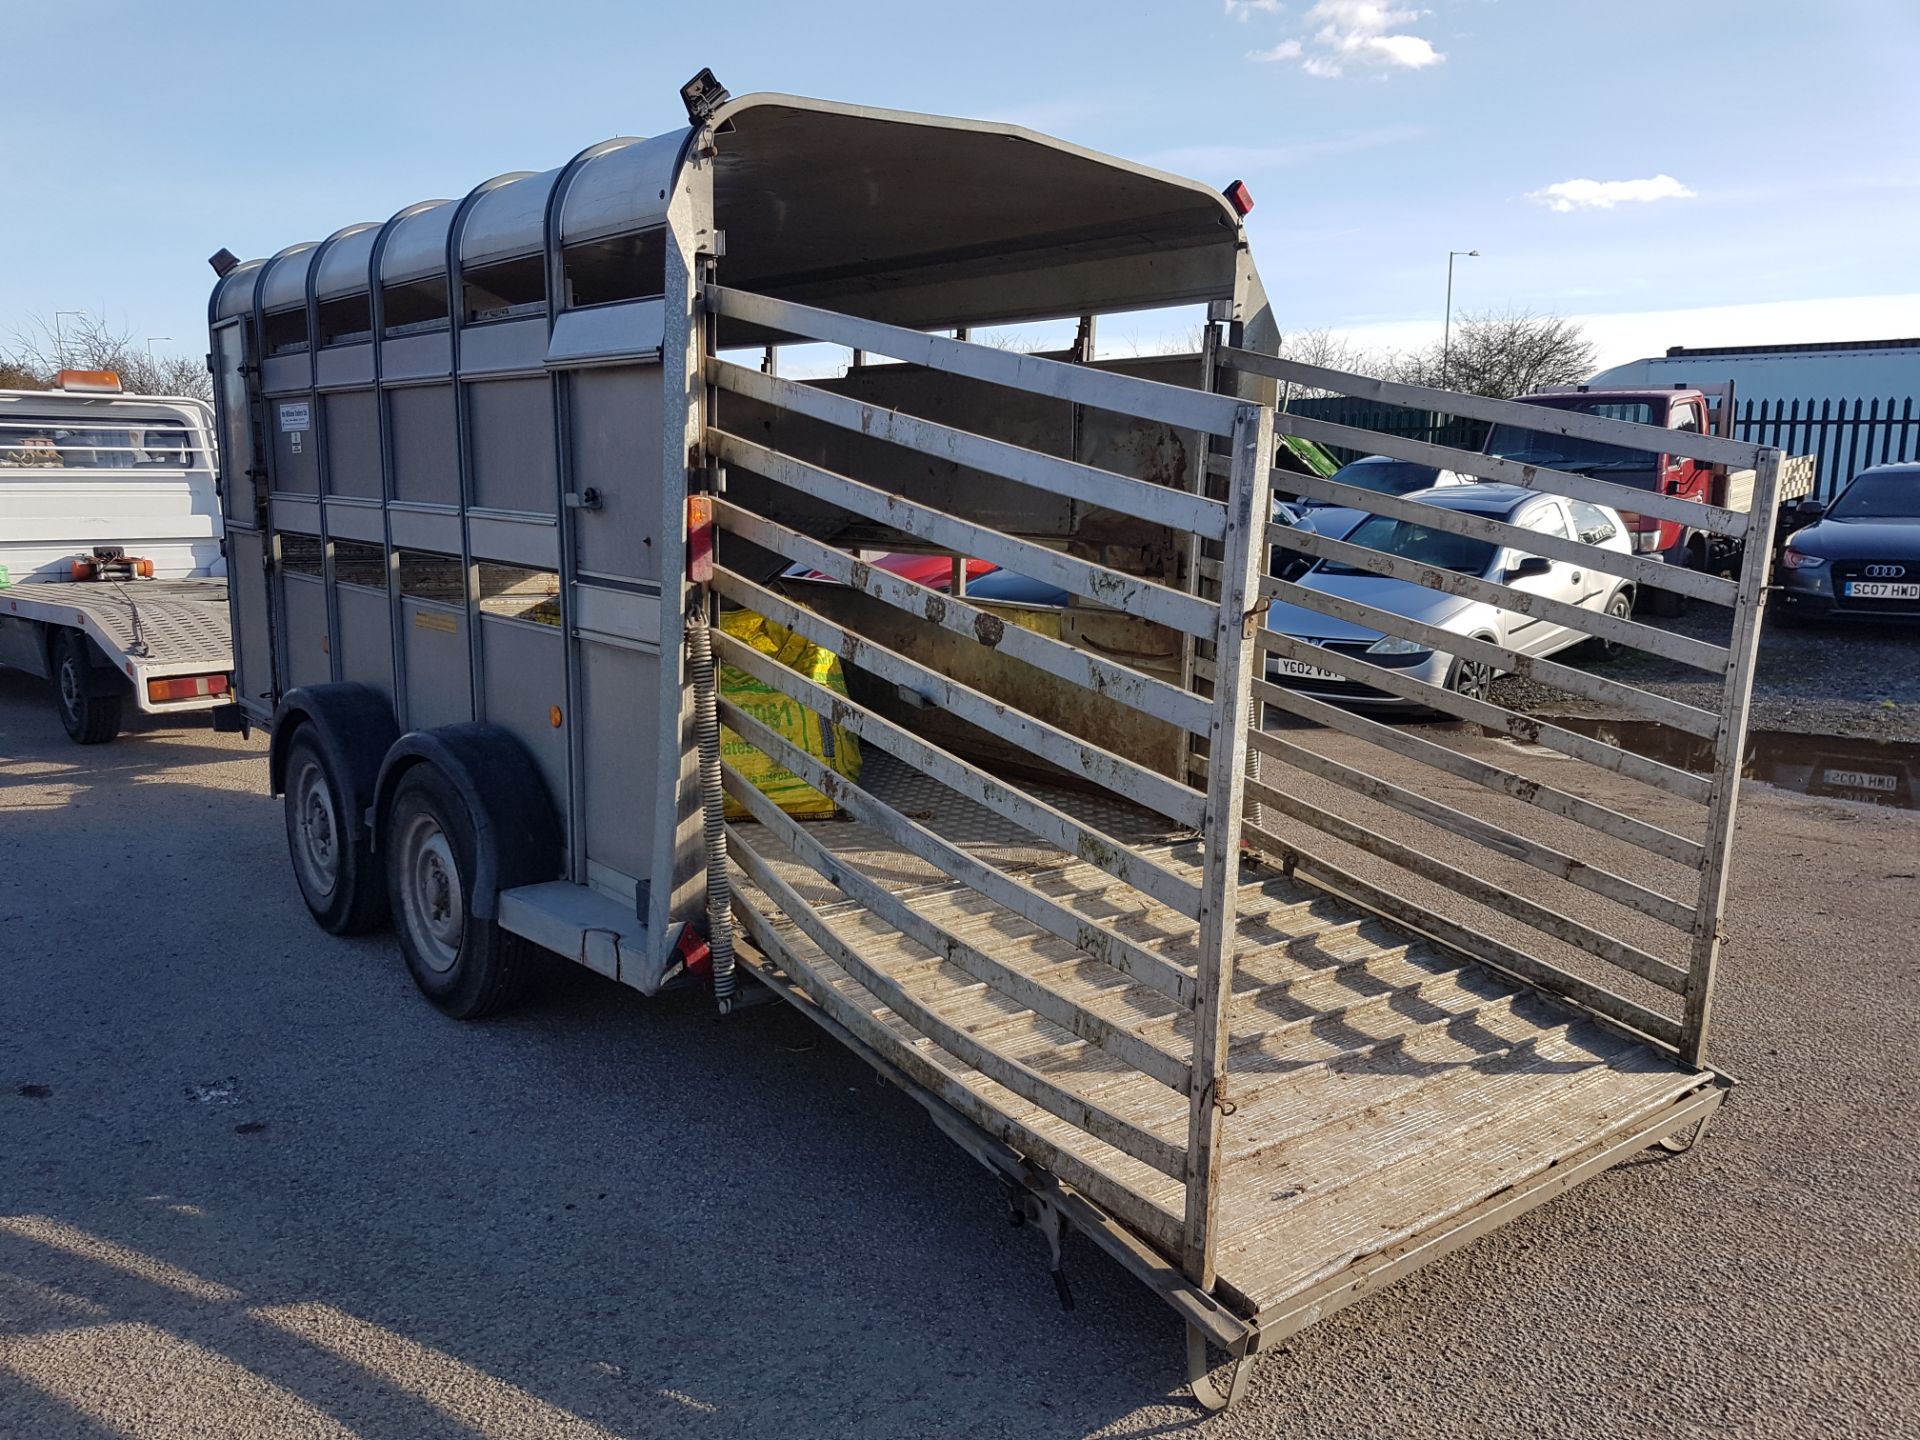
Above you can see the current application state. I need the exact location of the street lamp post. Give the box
[1442,250,1479,388]
[145,337,173,363]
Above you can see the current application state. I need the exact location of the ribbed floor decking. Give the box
[729,759,1708,1321]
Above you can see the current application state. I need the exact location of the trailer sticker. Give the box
[278,402,311,432]
[413,610,459,634]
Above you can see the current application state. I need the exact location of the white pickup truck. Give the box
[0,370,236,742]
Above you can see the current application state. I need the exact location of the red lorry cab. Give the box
[1485,387,1725,566]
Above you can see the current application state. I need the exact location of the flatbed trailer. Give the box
[207,81,1786,1410]
[0,578,235,741]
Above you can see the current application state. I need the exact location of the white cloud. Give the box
[1242,0,1444,76]
[1530,174,1697,213]
[1226,0,1285,18]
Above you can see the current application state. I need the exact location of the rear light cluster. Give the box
[147,673,230,704]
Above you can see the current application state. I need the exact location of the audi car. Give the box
[1777,462,1920,622]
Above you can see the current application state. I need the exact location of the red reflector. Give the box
[1223,180,1255,217]
[687,493,715,583]
[146,673,231,704]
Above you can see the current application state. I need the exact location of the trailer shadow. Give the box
[0,740,1199,1438]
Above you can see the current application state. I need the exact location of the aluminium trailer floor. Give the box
[727,751,1720,1341]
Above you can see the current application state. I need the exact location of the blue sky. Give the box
[6,0,1918,371]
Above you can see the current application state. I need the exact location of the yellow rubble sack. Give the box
[719,607,862,819]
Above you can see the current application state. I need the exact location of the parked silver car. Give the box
[1265,482,1634,707]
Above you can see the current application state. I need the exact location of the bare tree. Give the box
[1273,327,1393,401]
[5,312,212,402]
[1390,308,1595,399]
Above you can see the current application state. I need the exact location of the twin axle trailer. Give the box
[208,84,1787,1407]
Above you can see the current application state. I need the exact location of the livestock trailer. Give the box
[209,79,1787,1408]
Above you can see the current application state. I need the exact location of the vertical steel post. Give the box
[1681,447,1784,1067]
[1181,401,1274,1287]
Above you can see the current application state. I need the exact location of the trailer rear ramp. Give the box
[699,290,1780,1408]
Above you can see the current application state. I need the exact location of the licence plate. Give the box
[1277,658,1340,682]
[1821,767,1897,793]
[1844,580,1920,599]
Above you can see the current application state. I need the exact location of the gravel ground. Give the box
[1492,604,1920,743]
[2,669,1917,1439]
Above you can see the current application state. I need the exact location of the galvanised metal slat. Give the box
[711,429,1219,639]
[709,284,1246,438]
[1254,628,1714,804]
[712,498,1213,735]
[710,358,1232,541]
[1235,458,1742,608]
[1265,522,1729,673]
[714,568,1207,830]
[1258,574,1723,739]
[1221,345,1768,476]
[714,690,1198,1007]
[713,629,1208,920]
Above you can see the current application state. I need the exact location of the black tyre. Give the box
[385,763,539,1019]
[282,727,388,934]
[1588,588,1635,662]
[1646,540,1698,618]
[1447,655,1495,702]
[55,631,124,745]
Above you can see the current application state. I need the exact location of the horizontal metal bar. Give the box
[723,809,1189,1180]
[720,763,1192,1094]
[715,568,1205,830]
[712,429,1218,639]
[710,358,1230,541]
[1246,728,1697,930]
[1241,821,1685,1049]
[1265,522,1729,674]
[1254,411,1750,540]
[715,498,1212,736]
[1254,632,1712,805]
[1242,777,1691,994]
[717,694,1198,1007]
[710,285,1245,437]
[1247,676,1705,868]
[714,631,1207,919]
[1247,460,1741,606]
[1221,344,1767,471]
[1261,574,1722,739]
[726,882,1187,1257]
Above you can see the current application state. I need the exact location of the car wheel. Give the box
[1447,656,1495,702]
[1589,589,1634,662]
[283,727,388,934]
[55,631,123,745]
[385,763,540,1019]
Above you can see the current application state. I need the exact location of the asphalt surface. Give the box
[2,667,1917,1439]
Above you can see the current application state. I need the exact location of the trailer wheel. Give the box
[282,726,388,935]
[385,763,538,1019]
[55,631,123,745]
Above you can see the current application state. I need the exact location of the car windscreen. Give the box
[1318,513,1498,577]
[1828,471,1919,520]
[1484,413,1659,475]
[1313,457,1439,504]
[0,415,196,469]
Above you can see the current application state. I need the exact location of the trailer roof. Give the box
[212,91,1247,333]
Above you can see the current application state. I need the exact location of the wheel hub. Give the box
[289,759,341,900]
[398,814,464,974]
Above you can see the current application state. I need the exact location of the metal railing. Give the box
[1218,347,1784,1069]
[703,286,1275,1290]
